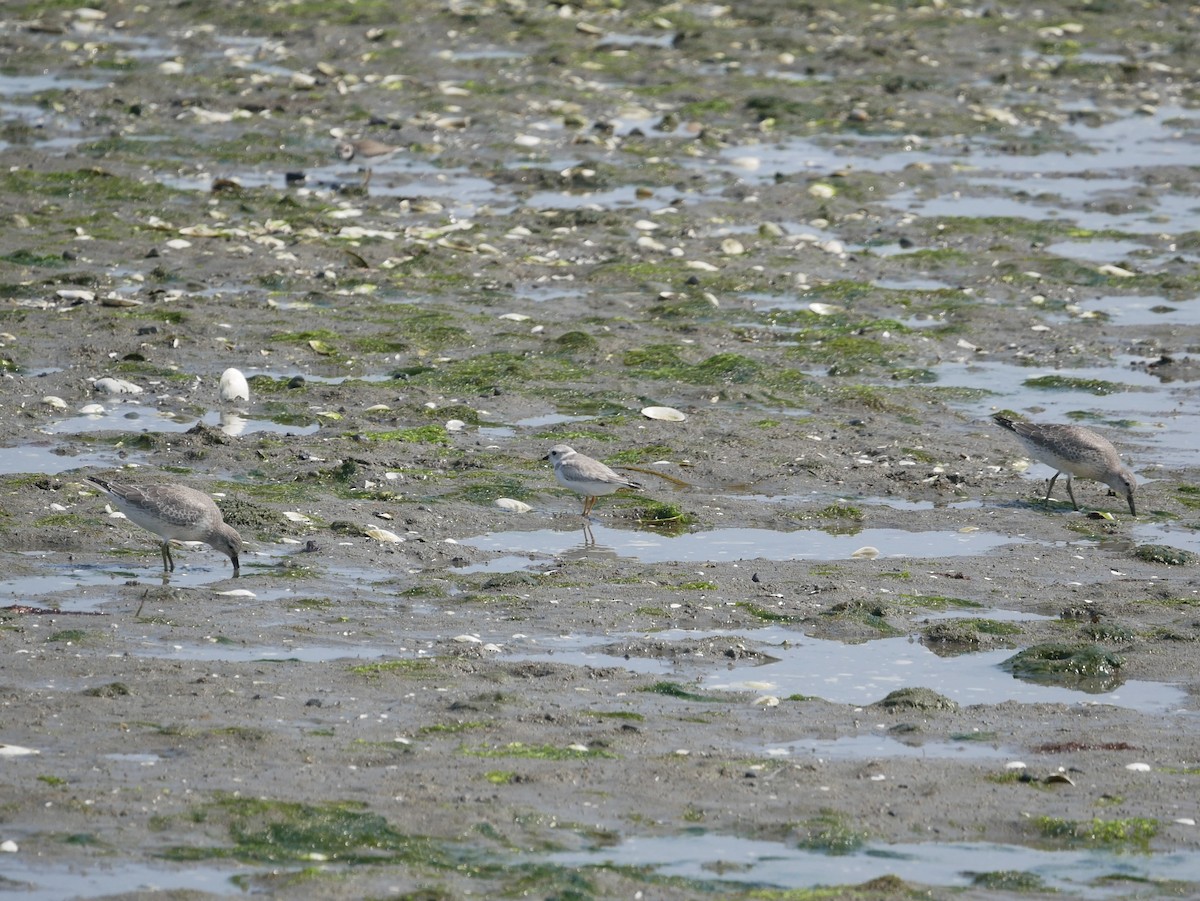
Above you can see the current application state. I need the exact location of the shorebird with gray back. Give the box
[335,137,401,187]
[87,476,243,576]
[992,414,1137,515]
[544,444,644,517]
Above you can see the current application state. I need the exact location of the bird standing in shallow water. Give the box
[992,414,1137,515]
[335,137,401,188]
[544,444,643,517]
[87,476,243,576]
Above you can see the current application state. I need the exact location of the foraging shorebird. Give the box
[544,444,643,517]
[992,414,1136,515]
[335,137,401,166]
[87,476,243,575]
[335,137,401,188]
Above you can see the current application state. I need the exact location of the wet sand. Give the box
[1,1,1199,898]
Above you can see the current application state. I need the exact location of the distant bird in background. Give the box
[87,476,243,576]
[992,414,1136,515]
[544,444,644,517]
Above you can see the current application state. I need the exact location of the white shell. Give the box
[495,498,532,513]
[213,589,257,598]
[56,289,95,301]
[445,419,466,432]
[365,527,404,543]
[219,367,250,402]
[0,840,16,853]
[453,634,482,644]
[282,511,313,524]
[1125,762,1152,772]
[42,396,68,410]
[641,405,686,422]
[808,302,843,316]
[851,546,880,559]
[0,744,39,757]
[79,403,105,415]
[1005,761,1027,770]
[93,377,144,395]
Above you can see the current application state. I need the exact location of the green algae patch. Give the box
[349,659,438,677]
[0,168,184,205]
[637,681,724,702]
[82,682,130,698]
[361,425,450,445]
[1034,815,1157,851]
[794,810,870,856]
[1023,375,1133,395]
[1132,544,1196,566]
[736,601,803,624]
[2,249,66,268]
[633,500,692,534]
[586,710,644,722]
[1080,622,1135,643]
[554,330,599,352]
[809,503,864,523]
[924,619,1021,651]
[622,345,775,387]
[157,794,449,865]
[821,601,902,635]
[968,870,1051,893]
[397,352,585,391]
[46,629,89,643]
[897,594,982,611]
[1003,643,1124,692]
[465,742,616,760]
[872,687,958,713]
[417,721,487,736]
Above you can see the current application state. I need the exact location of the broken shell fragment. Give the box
[365,526,404,543]
[0,744,39,757]
[56,289,95,302]
[641,406,686,422]
[93,377,144,395]
[495,497,532,514]
[851,546,880,559]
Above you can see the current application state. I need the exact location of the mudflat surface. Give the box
[1,1,1199,898]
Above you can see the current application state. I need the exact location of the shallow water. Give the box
[43,406,319,437]
[507,626,1187,713]
[0,858,242,899]
[547,833,1200,898]
[0,444,125,476]
[458,523,1026,572]
[762,733,1014,761]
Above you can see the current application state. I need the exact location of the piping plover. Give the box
[544,444,643,517]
